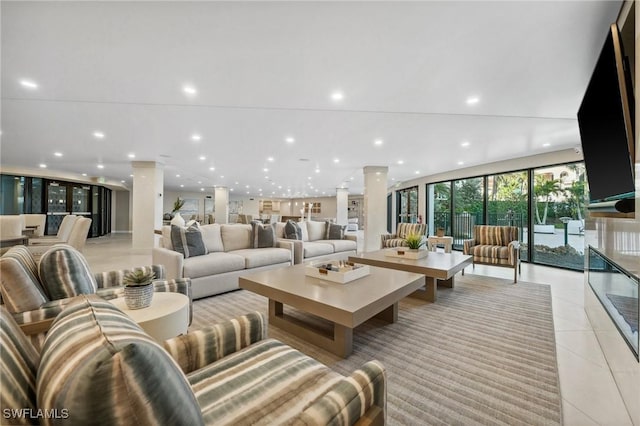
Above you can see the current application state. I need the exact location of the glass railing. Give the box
[588,246,639,359]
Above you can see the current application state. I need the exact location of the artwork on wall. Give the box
[180,198,199,220]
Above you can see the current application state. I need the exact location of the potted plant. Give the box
[404,232,425,250]
[123,269,156,310]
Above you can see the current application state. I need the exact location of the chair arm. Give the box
[152,247,184,280]
[508,241,521,265]
[380,233,398,249]
[299,360,387,426]
[94,265,166,288]
[163,311,267,374]
[462,239,476,255]
[153,278,193,325]
[278,238,303,264]
[276,240,295,265]
[11,298,74,325]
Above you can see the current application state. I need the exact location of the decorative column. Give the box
[363,166,388,252]
[336,188,349,225]
[214,186,229,224]
[131,161,163,251]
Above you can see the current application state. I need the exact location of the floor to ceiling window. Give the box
[427,182,451,236]
[452,177,484,249]
[487,171,528,260]
[396,186,418,224]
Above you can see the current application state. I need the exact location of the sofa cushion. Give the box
[221,224,252,251]
[251,221,276,248]
[303,242,334,258]
[171,224,207,258]
[188,338,341,425]
[183,252,246,279]
[39,245,97,300]
[1,307,40,421]
[199,224,224,253]
[229,248,291,269]
[284,220,302,240]
[37,295,204,426]
[0,246,49,313]
[471,245,510,260]
[325,222,345,240]
[324,239,357,253]
[306,221,326,241]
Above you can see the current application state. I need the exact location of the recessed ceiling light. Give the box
[20,79,38,89]
[265,176,269,179]
[200,188,204,192]
[458,161,465,165]
[209,167,215,171]
[278,185,282,189]
[415,171,420,174]
[54,152,63,157]
[197,181,202,184]
[129,174,133,177]
[246,191,250,194]
[180,184,184,188]
[285,137,295,143]
[128,153,135,158]
[199,155,206,160]
[542,143,551,147]
[315,168,320,173]
[333,158,340,163]
[82,173,88,177]
[466,96,480,105]
[307,176,312,180]
[245,185,250,188]
[461,141,470,147]
[191,134,202,141]
[39,163,47,168]
[97,164,104,169]
[374,139,383,146]
[397,160,404,165]
[263,168,269,172]
[230,188,234,192]
[375,172,381,176]
[121,180,125,183]
[183,85,197,96]
[176,174,181,178]
[330,91,344,101]
[93,131,105,139]
[220,175,224,179]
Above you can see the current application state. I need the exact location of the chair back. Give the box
[396,223,427,239]
[21,214,46,237]
[56,215,78,241]
[0,215,25,239]
[474,225,518,246]
[67,217,92,252]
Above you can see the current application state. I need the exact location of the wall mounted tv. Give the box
[577,23,635,214]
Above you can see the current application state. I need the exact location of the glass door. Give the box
[46,182,68,235]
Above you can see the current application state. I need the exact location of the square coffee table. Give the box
[239,264,424,357]
[349,249,472,302]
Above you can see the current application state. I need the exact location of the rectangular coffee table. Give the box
[239,264,424,357]
[349,249,472,302]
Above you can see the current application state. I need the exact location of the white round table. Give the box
[110,292,189,342]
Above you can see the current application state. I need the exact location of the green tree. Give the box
[534,176,562,225]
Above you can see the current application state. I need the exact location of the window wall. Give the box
[396,186,418,223]
[424,161,587,270]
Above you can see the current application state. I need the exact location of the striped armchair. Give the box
[1,296,387,425]
[381,222,428,248]
[463,225,521,283]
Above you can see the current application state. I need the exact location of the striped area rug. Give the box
[190,274,562,425]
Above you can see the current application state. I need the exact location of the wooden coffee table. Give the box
[349,249,472,302]
[239,264,424,357]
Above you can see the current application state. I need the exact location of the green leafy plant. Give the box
[172,197,185,213]
[404,232,425,250]
[123,270,156,287]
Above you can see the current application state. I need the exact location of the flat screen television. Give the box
[577,23,635,213]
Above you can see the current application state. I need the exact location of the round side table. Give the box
[110,292,189,342]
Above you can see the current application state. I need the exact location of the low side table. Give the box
[110,292,189,342]
[427,236,453,253]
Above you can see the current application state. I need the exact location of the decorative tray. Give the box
[305,260,370,284]
[384,248,428,259]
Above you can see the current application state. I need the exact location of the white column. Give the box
[336,188,349,225]
[214,186,229,224]
[363,166,388,252]
[131,161,163,251]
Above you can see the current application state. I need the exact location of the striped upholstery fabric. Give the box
[299,360,387,425]
[463,226,520,270]
[381,223,427,248]
[0,246,49,313]
[0,307,39,425]
[94,265,165,288]
[188,339,342,425]
[38,245,97,300]
[37,295,204,426]
[164,311,265,373]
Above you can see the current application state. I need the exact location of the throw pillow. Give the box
[39,245,98,300]
[325,221,346,240]
[0,246,49,313]
[284,220,302,240]
[251,221,276,248]
[171,224,207,258]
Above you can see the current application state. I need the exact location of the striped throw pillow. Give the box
[37,295,204,426]
[38,245,97,300]
[0,246,49,313]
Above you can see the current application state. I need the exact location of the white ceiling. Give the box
[0,1,623,197]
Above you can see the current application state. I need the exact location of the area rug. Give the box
[606,293,639,333]
[191,274,562,425]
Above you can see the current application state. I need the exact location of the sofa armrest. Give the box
[299,360,387,426]
[276,240,295,265]
[462,239,476,255]
[344,234,357,243]
[279,238,303,264]
[152,247,184,280]
[163,311,267,374]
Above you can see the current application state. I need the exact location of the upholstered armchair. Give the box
[462,225,521,283]
[1,295,387,425]
[381,222,428,248]
[0,245,192,347]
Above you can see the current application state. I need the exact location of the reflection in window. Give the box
[0,175,25,214]
[397,186,418,224]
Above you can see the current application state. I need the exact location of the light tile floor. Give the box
[84,232,633,425]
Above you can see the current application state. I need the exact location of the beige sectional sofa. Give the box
[153,224,293,299]
[274,220,357,264]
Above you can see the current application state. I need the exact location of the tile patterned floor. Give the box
[84,232,633,425]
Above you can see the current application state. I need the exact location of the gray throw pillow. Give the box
[284,220,302,240]
[325,221,346,240]
[171,224,207,258]
[251,221,276,248]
